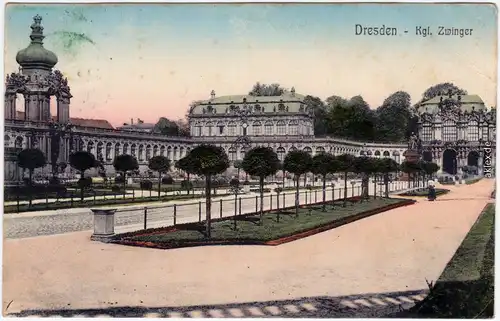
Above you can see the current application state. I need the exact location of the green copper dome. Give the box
[16,15,58,70]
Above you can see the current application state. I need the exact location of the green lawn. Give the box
[398,188,450,197]
[404,203,495,318]
[125,198,406,245]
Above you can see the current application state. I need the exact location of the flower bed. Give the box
[111,197,416,250]
[398,188,450,197]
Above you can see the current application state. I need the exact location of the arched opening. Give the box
[383,151,390,157]
[442,149,458,175]
[422,151,433,162]
[467,151,479,167]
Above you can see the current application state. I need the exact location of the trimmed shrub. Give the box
[180,180,193,191]
[115,176,125,184]
[111,185,122,193]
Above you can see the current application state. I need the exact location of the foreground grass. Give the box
[127,198,404,244]
[403,203,495,318]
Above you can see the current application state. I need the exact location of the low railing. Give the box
[91,180,424,241]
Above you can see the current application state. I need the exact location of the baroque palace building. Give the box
[4,16,496,183]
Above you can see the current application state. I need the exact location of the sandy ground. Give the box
[3,179,494,315]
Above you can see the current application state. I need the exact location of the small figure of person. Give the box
[428,180,436,201]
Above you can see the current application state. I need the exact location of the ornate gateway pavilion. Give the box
[3,16,496,183]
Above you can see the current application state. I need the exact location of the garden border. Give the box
[397,189,450,197]
[111,197,416,250]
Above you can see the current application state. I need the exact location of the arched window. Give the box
[106,142,113,160]
[228,147,237,161]
[153,145,158,156]
[180,146,185,158]
[277,147,286,161]
[442,120,457,142]
[289,146,297,153]
[206,122,214,136]
[303,147,312,155]
[122,143,129,155]
[87,141,94,153]
[130,144,136,157]
[138,145,144,161]
[467,121,479,141]
[173,146,178,160]
[160,146,165,156]
[252,121,262,136]
[228,122,237,136]
[15,136,23,149]
[239,147,246,160]
[316,147,325,154]
[4,135,10,147]
[276,121,286,135]
[264,121,273,135]
[146,145,152,161]
[167,146,172,159]
[383,151,390,157]
[374,150,381,157]
[216,122,225,136]
[114,143,121,158]
[288,120,299,135]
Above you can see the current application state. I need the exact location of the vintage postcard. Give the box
[3,2,497,318]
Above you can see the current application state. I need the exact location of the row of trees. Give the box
[17,145,440,238]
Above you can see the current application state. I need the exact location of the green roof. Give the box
[417,94,487,114]
[190,92,308,115]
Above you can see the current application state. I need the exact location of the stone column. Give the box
[4,93,16,120]
[57,96,70,123]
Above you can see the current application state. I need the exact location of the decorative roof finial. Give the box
[291,86,295,96]
[30,14,45,44]
[210,90,215,99]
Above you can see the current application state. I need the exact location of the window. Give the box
[482,126,489,140]
[277,147,286,161]
[114,143,120,157]
[206,122,214,136]
[217,122,225,135]
[421,125,433,141]
[228,122,237,136]
[160,146,165,156]
[303,147,312,155]
[106,143,112,160]
[288,120,298,135]
[490,127,495,141]
[442,120,457,142]
[228,147,237,161]
[276,121,286,135]
[138,145,144,161]
[240,148,246,160]
[467,121,479,141]
[173,147,178,160]
[146,145,152,161]
[316,147,325,154]
[167,147,172,159]
[252,121,261,135]
[264,121,273,135]
[123,144,128,155]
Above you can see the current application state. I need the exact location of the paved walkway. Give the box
[3,179,493,317]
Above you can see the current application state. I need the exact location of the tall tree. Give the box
[113,154,139,193]
[188,144,230,238]
[326,95,376,141]
[283,150,313,217]
[311,153,340,211]
[248,82,287,96]
[241,147,281,224]
[420,83,468,103]
[375,91,412,142]
[304,95,328,136]
[148,155,171,198]
[69,151,97,201]
[336,154,356,207]
[17,148,47,207]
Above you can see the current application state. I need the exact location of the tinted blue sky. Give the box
[4,3,497,124]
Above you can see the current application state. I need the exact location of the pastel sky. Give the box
[4,3,498,127]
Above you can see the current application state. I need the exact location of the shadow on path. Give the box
[8,289,428,318]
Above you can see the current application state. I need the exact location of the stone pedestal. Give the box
[90,209,116,242]
[400,149,421,181]
[243,185,250,193]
